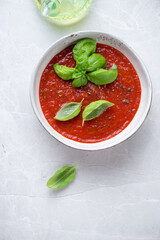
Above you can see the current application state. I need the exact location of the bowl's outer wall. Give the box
[30,31,152,150]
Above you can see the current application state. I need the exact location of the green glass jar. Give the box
[35,0,92,25]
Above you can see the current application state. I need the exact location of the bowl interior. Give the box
[31,31,152,150]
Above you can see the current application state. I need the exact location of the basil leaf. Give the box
[72,69,83,79]
[87,64,118,85]
[72,74,87,88]
[76,53,88,71]
[73,38,97,61]
[54,100,83,121]
[47,165,79,189]
[53,64,76,80]
[82,100,114,125]
[86,53,107,72]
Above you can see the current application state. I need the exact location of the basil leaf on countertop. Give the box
[82,100,114,125]
[47,164,79,189]
[87,64,118,85]
[54,99,83,121]
[86,53,107,72]
[73,38,97,61]
[53,64,76,80]
[72,74,87,88]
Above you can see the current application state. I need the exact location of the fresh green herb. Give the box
[72,74,87,88]
[87,64,118,85]
[53,39,96,87]
[53,64,76,80]
[47,164,79,189]
[54,99,83,121]
[86,53,107,72]
[82,100,114,125]
[75,53,89,71]
[73,38,96,62]
[53,39,118,88]
[72,69,83,79]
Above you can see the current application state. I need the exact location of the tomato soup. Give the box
[39,43,141,143]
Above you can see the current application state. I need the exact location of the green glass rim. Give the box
[34,0,92,20]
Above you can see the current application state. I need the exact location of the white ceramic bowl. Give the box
[30,31,152,151]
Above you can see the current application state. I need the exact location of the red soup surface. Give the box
[39,43,141,143]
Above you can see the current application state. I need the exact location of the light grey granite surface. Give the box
[0,0,160,239]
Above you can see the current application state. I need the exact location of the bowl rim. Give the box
[30,30,152,151]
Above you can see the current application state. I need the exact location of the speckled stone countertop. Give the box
[0,1,160,239]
